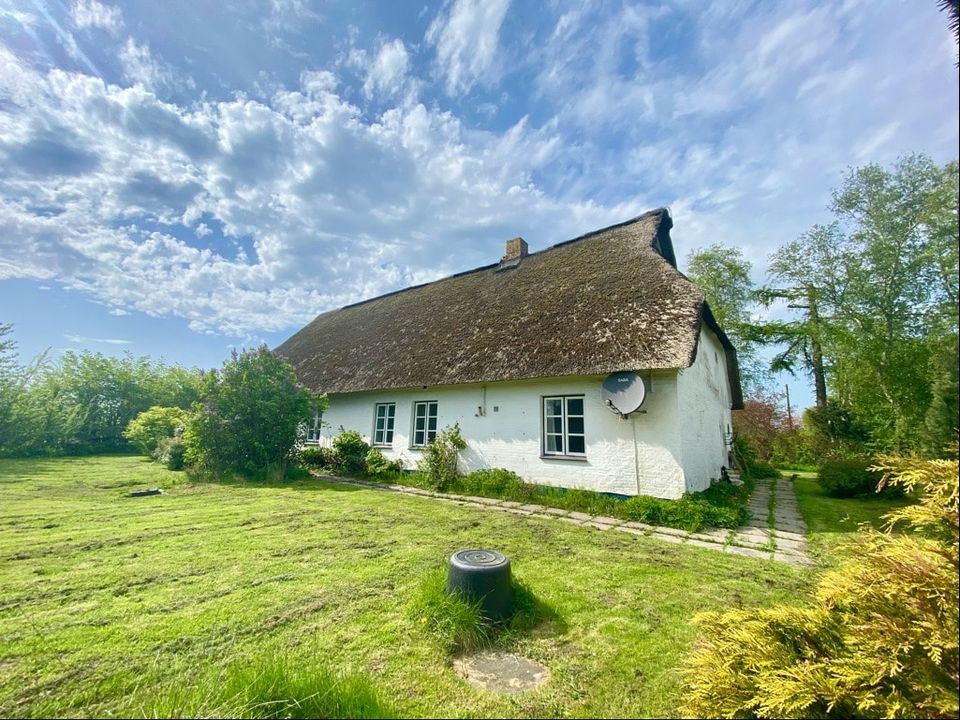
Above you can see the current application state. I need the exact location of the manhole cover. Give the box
[454,650,550,695]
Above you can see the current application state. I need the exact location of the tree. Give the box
[124,406,189,457]
[686,245,768,392]
[183,346,324,479]
[757,155,959,453]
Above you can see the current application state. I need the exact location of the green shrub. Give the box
[123,406,189,457]
[365,447,403,477]
[332,430,369,474]
[298,446,326,467]
[458,468,526,497]
[183,347,324,479]
[155,436,186,470]
[681,451,959,719]
[416,425,466,491]
[819,458,890,498]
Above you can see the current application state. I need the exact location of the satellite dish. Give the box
[601,372,646,416]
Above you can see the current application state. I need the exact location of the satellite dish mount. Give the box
[601,372,647,417]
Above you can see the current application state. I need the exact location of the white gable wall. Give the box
[676,324,734,493]
[317,373,690,498]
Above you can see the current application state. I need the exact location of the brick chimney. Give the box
[502,236,528,262]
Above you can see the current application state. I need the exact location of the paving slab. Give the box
[591,515,621,526]
[685,538,724,549]
[542,507,568,516]
[518,504,546,512]
[567,511,593,521]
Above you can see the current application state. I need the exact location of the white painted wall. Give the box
[315,373,689,498]
[676,325,734,493]
[311,323,735,499]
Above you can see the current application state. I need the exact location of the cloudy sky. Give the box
[0,0,957,408]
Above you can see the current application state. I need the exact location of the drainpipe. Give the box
[632,415,642,495]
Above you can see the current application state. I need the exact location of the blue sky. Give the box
[0,0,957,410]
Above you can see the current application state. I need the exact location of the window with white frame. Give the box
[373,403,396,446]
[305,408,323,444]
[412,401,438,447]
[543,396,586,456]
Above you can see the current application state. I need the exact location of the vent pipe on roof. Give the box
[497,237,528,272]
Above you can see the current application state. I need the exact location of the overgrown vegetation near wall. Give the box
[303,430,753,532]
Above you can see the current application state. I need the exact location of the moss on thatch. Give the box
[276,209,743,408]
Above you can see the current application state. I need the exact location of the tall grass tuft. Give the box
[409,568,563,655]
[409,568,490,653]
[140,651,392,719]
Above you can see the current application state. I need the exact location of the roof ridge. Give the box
[338,208,669,312]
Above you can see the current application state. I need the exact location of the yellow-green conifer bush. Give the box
[681,450,959,719]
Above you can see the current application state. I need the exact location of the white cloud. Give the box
[70,0,123,35]
[118,38,191,95]
[65,334,132,345]
[0,50,628,336]
[426,0,510,95]
[363,38,411,99]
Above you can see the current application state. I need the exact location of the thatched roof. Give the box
[276,208,743,408]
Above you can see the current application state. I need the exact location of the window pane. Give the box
[385,414,395,431]
[416,403,426,418]
[427,429,437,442]
[416,418,425,431]
[384,428,393,443]
[544,398,562,416]
[566,398,584,415]
[568,416,584,435]
[414,429,424,446]
[546,434,563,453]
[568,435,585,454]
[545,416,561,434]
[376,419,385,432]
[387,405,395,419]
[427,417,437,432]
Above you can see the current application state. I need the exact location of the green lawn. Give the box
[784,470,914,562]
[1,456,813,718]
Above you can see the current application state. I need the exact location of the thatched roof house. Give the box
[277,208,743,407]
[278,208,743,499]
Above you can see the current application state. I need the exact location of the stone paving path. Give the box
[317,473,813,566]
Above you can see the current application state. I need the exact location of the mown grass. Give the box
[1,456,813,718]
[787,471,915,561]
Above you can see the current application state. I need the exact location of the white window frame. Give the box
[305,408,323,444]
[542,395,586,457]
[411,401,439,448]
[373,402,396,446]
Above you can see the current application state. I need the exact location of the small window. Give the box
[412,401,438,447]
[543,396,586,456]
[373,403,396,446]
[305,408,323,444]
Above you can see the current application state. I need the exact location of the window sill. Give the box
[372,444,393,449]
[540,454,588,462]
